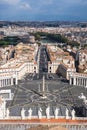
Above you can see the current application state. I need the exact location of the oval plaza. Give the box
[0,43,87,130]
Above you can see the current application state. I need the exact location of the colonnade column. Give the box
[8,79,11,86]
[85,79,87,87]
[73,77,76,85]
[7,79,10,86]
[82,79,84,86]
[1,80,3,87]
[15,77,18,85]
[3,79,5,87]
[69,77,72,85]
[0,80,1,87]
[86,79,87,87]
[76,78,78,85]
[11,78,13,86]
[0,77,16,87]
[79,78,81,86]
[6,79,8,85]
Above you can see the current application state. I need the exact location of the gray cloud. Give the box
[0,0,87,21]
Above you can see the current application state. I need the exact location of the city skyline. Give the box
[0,0,87,21]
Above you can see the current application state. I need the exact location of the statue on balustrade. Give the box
[46,105,50,119]
[65,108,69,119]
[38,107,42,119]
[21,108,25,120]
[71,109,75,120]
[54,107,59,119]
[28,108,32,119]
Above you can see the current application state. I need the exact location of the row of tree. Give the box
[33,32,80,48]
[0,36,20,47]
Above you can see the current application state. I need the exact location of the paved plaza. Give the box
[0,72,87,118]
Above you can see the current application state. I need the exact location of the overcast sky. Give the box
[0,0,87,21]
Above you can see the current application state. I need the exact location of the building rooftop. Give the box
[15,43,37,62]
[0,43,38,69]
[47,45,69,62]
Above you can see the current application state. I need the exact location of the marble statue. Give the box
[78,93,86,100]
[21,108,25,119]
[71,109,75,120]
[38,107,42,119]
[54,107,59,119]
[65,108,69,119]
[46,106,50,119]
[28,108,32,119]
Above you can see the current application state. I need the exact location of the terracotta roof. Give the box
[80,49,87,54]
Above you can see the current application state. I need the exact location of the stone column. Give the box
[6,79,8,86]
[78,78,79,86]
[11,78,13,85]
[3,79,5,87]
[0,80,1,87]
[83,79,85,87]
[73,77,76,85]
[4,79,6,86]
[15,77,18,85]
[84,79,86,86]
[76,78,78,85]
[2,79,4,87]
[9,79,11,85]
[2,80,3,87]
[82,78,84,86]
[7,79,9,86]
[77,78,79,85]
[79,78,81,86]
[84,78,86,87]
[86,80,87,87]
[1,80,3,87]
[84,79,86,87]
[81,79,82,86]
[69,77,72,85]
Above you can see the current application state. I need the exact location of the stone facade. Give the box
[69,73,87,87]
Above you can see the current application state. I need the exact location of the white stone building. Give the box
[0,60,39,87]
[69,73,87,87]
[58,56,76,80]
[47,45,70,74]
[0,43,39,88]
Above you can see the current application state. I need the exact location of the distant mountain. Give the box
[0,21,87,28]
